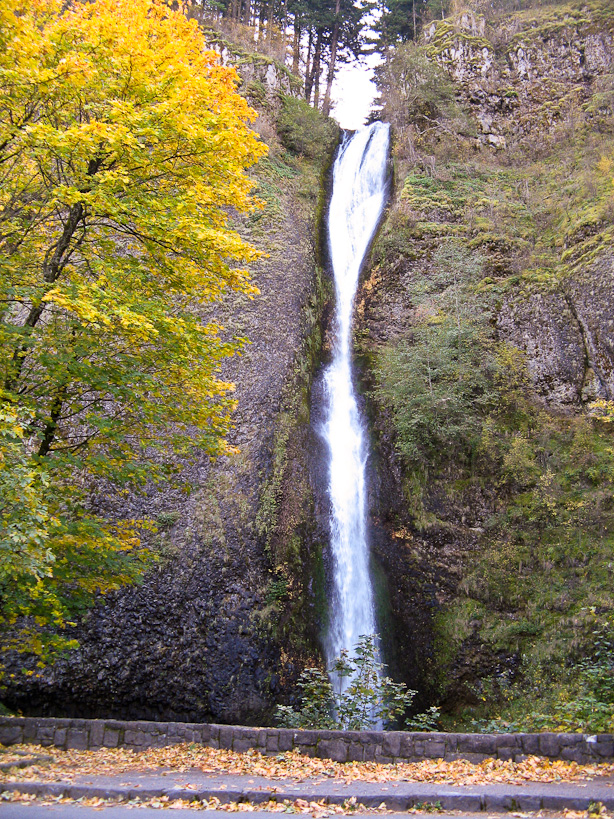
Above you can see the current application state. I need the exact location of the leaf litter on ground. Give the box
[2,743,614,787]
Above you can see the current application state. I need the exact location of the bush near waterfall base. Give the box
[275,635,440,730]
[0,0,265,664]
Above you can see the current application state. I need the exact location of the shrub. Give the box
[276,96,338,161]
[376,317,496,469]
[276,634,440,731]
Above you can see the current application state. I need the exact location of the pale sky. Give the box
[330,55,381,129]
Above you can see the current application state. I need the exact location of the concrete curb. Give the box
[2,780,614,813]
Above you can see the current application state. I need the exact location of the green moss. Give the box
[249,107,339,663]
[426,20,493,61]
[255,257,331,658]
[310,540,329,639]
[371,133,614,730]
[433,599,485,670]
[247,179,283,228]
[433,411,614,729]
[499,1,613,44]
[156,510,180,529]
[390,117,614,284]
[276,96,339,162]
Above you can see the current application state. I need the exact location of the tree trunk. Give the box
[258,1,267,46]
[4,156,100,395]
[38,384,68,458]
[280,0,288,62]
[4,202,86,395]
[322,0,341,117]
[312,29,322,109]
[292,20,301,74]
[266,0,274,44]
[304,28,314,101]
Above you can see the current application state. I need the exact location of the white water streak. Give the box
[323,122,390,671]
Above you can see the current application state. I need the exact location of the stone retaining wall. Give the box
[1,717,613,764]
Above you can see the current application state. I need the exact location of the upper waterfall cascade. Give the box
[323,122,391,670]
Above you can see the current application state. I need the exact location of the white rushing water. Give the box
[323,122,390,672]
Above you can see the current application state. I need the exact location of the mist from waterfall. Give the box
[323,122,390,677]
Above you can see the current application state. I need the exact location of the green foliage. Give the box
[276,634,440,731]
[0,404,58,639]
[0,402,151,661]
[0,0,265,663]
[376,320,495,469]
[412,801,443,813]
[578,625,614,707]
[331,635,416,731]
[371,153,614,732]
[375,242,495,471]
[437,400,614,731]
[276,96,338,161]
[478,619,614,734]
[405,706,441,731]
[369,0,614,732]
[375,42,459,157]
[156,511,181,530]
[0,405,55,580]
[276,667,337,729]
[425,0,450,19]
[376,0,451,45]
[376,0,421,44]
[266,577,289,603]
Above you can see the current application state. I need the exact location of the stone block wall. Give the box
[0,717,613,764]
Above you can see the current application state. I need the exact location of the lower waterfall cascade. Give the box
[323,122,391,674]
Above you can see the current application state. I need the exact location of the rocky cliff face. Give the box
[358,0,614,727]
[425,3,613,149]
[420,3,614,410]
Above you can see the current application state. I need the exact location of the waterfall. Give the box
[323,122,390,674]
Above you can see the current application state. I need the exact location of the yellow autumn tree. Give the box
[0,0,266,657]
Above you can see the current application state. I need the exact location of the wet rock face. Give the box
[494,255,614,408]
[496,292,586,407]
[568,254,614,400]
[12,552,277,724]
